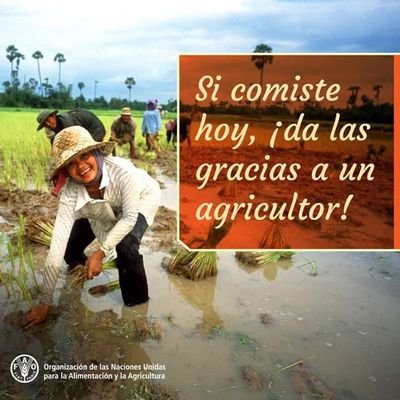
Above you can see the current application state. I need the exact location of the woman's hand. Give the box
[23,304,51,330]
[86,248,105,279]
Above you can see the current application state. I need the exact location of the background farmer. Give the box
[179,115,192,149]
[36,108,106,143]
[24,126,160,329]
[165,119,177,146]
[141,99,162,152]
[110,107,137,159]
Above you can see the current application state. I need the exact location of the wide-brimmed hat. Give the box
[51,125,115,179]
[120,107,132,116]
[37,109,58,131]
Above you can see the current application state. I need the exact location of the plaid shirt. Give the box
[41,156,160,304]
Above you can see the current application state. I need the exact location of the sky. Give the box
[1,0,399,104]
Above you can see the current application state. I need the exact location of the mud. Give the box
[289,364,337,399]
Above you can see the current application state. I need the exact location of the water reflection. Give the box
[236,254,295,281]
[167,273,224,332]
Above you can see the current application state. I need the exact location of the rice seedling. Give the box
[187,251,218,280]
[167,247,218,280]
[89,279,120,297]
[296,258,319,276]
[235,251,294,266]
[167,247,197,272]
[3,215,40,305]
[0,111,51,192]
[202,218,233,248]
[217,181,237,198]
[259,222,289,249]
[70,259,117,288]
[24,217,118,286]
[25,218,53,246]
[188,217,233,249]
[0,270,12,296]
[102,313,163,342]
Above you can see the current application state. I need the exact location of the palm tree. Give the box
[78,82,85,97]
[347,86,360,108]
[2,81,11,91]
[373,84,382,105]
[6,45,17,81]
[251,43,273,108]
[14,51,25,80]
[94,80,99,99]
[28,78,38,92]
[54,53,66,85]
[125,77,136,102]
[43,77,49,97]
[32,50,44,95]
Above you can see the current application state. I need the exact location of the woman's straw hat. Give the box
[51,125,115,178]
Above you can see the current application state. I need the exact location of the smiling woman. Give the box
[24,125,161,329]
[66,152,100,186]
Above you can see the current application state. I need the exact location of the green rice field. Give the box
[0,108,175,191]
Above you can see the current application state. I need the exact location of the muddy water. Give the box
[145,251,400,400]
[157,172,177,211]
[1,248,399,399]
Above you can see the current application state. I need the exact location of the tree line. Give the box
[1,45,177,111]
[181,44,393,124]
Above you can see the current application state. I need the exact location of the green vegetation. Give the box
[0,216,39,305]
[167,247,218,280]
[0,110,50,191]
[235,251,294,266]
[0,108,175,192]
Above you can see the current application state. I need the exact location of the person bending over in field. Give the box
[36,108,106,144]
[37,108,107,196]
[165,119,177,147]
[179,115,192,149]
[110,107,137,159]
[24,126,161,329]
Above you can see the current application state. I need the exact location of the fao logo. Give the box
[10,354,39,383]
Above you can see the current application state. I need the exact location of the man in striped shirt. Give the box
[24,126,161,328]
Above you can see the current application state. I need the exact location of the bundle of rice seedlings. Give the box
[187,251,218,280]
[202,218,233,248]
[167,246,218,280]
[259,222,289,249]
[25,218,53,247]
[235,251,294,266]
[70,259,116,288]
[89,279,120,296]
[167,246,197,273]
[251,251,294,265]
[217,181,237,198]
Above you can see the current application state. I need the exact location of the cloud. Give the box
[0,0,399,102]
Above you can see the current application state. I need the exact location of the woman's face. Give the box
[66,151,98,184]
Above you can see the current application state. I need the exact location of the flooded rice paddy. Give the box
[0,157,399,400]
[1,242,399,398]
